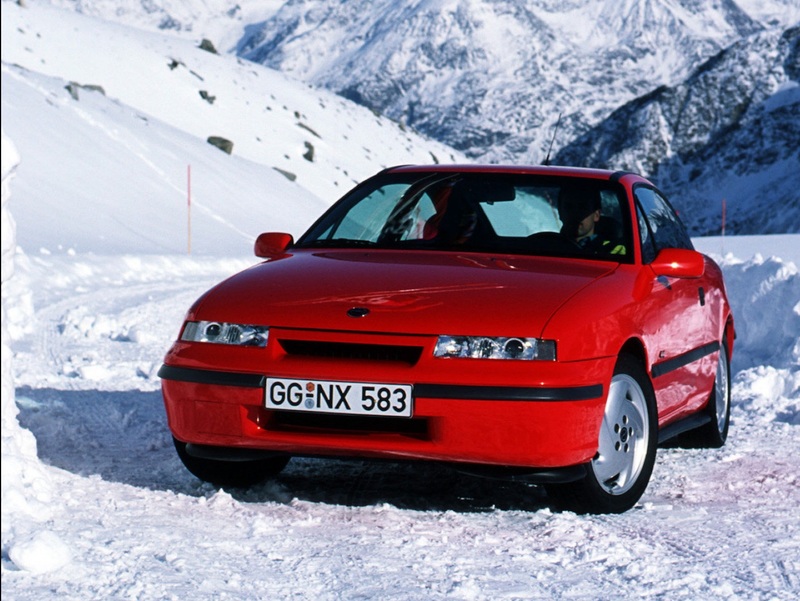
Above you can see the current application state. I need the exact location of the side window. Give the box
[636,203,656,264]
[634,186,693,262]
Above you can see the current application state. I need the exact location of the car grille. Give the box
[278,339,423,365]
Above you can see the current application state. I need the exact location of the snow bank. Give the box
[1,129,66,572]
[715,252,800,373]
[702,251,799,432]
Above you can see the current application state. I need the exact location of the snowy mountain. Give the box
[39,0,800,235]
[236,0,776,162]
[1,0,464,255]
[237,0,800,236]
[555,25,800,236]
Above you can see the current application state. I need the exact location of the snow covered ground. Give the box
[2,1,799,599]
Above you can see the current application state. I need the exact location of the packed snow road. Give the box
[4,250,799,600]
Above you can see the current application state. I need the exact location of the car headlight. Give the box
[181,321,269,347]
[434,336,556,360]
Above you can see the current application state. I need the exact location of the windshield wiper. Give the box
[302,238,377,248]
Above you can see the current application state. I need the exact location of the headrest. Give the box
[558,186,601,223]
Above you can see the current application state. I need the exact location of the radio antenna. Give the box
[543,112,562,166]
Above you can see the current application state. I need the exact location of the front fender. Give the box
[542,265,637,362]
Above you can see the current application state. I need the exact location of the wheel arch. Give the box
[616,337,659,420]
[724,315,735,357]
[618,337,648,371]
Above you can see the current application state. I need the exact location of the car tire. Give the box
[546,353,658,514]
[173,437,290,487]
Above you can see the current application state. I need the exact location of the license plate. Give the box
[265,378,413,417]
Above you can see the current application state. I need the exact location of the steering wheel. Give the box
[526,231,582,253]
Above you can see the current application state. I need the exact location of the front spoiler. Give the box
[183,441,589,484]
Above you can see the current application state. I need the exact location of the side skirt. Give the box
[658,412,712,445]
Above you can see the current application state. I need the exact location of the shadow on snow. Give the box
[14,386,549,513]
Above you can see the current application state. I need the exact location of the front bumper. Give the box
[159,355,613,469]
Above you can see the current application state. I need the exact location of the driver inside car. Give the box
[558,188,627,256]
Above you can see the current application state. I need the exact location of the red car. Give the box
[159,165,734,513]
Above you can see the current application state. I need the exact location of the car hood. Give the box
[191,250,617,336]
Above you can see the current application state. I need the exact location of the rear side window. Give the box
[635,186,693,263]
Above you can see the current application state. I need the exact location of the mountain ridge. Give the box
[10,0,800,235]
[554,25,800,235]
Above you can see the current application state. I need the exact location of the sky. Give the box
[2,1,800,599]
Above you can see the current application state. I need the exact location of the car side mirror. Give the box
[650,248,705,278]
[254,232,293,259]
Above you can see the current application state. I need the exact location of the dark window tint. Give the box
[635,186,693,263]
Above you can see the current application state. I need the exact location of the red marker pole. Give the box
[187,164,192,255]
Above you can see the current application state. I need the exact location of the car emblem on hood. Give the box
[347,307,370,318]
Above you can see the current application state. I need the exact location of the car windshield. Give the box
[297,171,632,261]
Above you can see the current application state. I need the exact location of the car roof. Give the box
[386,164,651,186]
